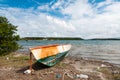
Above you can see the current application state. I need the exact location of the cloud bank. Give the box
[0,0,120,39]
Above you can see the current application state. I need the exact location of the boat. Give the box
[29,44,71,68]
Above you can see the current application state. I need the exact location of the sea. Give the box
[17,40,120,67]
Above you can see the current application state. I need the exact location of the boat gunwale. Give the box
[29,44,68,50]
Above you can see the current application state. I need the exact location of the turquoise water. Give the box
[17,40,120,66]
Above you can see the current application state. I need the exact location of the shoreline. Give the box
[0,52,120,80]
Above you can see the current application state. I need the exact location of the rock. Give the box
[6,57,9,60]
[24,69,31,74]
[112,71,120,74]
[101,64,107,67]
[75,74,89,79]
[56,73,61,78]
[97,67,100,70]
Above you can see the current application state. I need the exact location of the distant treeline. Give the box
[90,38,120,40]
[21,37,84,40]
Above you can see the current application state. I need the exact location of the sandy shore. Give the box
[0,52,120,80]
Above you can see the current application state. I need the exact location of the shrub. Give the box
[0,16,20,55]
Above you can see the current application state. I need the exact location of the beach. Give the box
[1,40,120,80]
[0,51,120,80]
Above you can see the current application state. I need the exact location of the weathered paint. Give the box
[38,51,69,66]
[30,44,71,60]
[29,44,71,66]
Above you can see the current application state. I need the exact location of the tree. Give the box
[0,16,20,56]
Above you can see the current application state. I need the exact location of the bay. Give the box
[17,40,120,67]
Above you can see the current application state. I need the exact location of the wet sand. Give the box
[0,52,120,80]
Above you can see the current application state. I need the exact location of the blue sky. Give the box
[0,0,120,39]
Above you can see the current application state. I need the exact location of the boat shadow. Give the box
[16,61,49,73]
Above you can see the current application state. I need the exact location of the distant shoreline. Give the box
[20,37,120,40]
[90,38,120,40]
[21,37,84,40]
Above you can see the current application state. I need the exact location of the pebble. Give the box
[56,73,61,78]
[75,74,89,79]
[101,64,107,67]
[24,69,31,74]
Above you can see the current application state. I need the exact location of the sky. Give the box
[0,0,120,39]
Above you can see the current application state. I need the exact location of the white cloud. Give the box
[51,0,70,10]
[60,0,120,39]
[61,0,94,19]
[0,0,120,39]
[46,16,76,31]
[37,4,50,11]
[0,7,76,37]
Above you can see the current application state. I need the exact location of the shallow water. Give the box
[17,40,120,66]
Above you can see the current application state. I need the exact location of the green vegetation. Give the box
[0,16,20,56]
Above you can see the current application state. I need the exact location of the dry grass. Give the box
[0,53,30,67]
